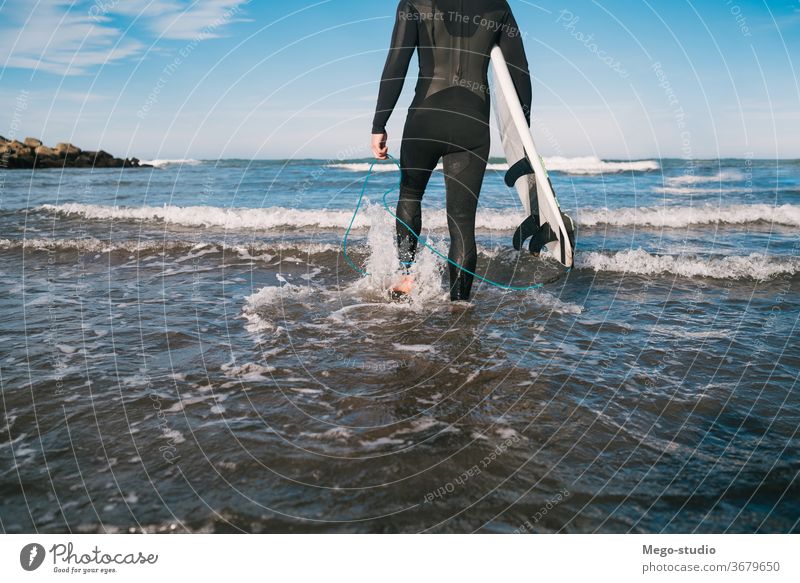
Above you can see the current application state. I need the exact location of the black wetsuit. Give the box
[373,0,532,300]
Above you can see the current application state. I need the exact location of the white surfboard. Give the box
[490,45,574,268]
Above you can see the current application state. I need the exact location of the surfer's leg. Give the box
[397,115,441,267]
[395,186,424,266]
[442,142,489,301]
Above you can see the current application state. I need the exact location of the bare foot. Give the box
[390,275,415,298]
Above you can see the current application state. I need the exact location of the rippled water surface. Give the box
[1,157,798,533]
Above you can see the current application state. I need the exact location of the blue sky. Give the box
[1,0,798,159]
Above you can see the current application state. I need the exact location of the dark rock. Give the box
[5,156,35,169]
[74,153,93,166]
[4,137,150,170]
[55,142,81,156]
[10,140,31,153]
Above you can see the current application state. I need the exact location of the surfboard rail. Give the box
[490,45,574,268]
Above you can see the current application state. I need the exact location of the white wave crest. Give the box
[527,289,584,314]
[139,159,202,168]
[542,156,660,174]
[578,204,800,228]
[37,203,363,230]
[328,156,659,175]
[664,170,744,186]
[241,279,314,333]
[656,186,753,195]
[0,237,339,259]
[577,249,799,280]
[35,202,525,231]
[36,202,800,231]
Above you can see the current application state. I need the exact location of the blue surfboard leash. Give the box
[342,154,568,291]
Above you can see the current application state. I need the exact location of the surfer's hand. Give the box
[372,132,388,160]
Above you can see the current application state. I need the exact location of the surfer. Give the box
[371,0,532,301]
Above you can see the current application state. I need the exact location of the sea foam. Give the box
[139,159,203,168]
[37,202,800,230]
[577,249,799,280]
[328,156,660,175]
[664,170,744,186]
[577,204,800,228]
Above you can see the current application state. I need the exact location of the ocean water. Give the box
[0,156,798,533]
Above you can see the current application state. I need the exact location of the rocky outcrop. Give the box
[35,145,56,157]
[0,137,152,169]
[54,142,81,156]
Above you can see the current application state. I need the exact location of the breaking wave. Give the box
[664,170,745,186]
[139,159,203,168]
[37,202,800,231]
[0,237,339,258]
[578,204,800,228]
[577,249,799,280]
[328,156,660,175]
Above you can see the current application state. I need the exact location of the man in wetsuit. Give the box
[371,0,532,301]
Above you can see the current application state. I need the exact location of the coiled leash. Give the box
[342,154,566,291]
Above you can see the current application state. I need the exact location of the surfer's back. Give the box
[373,0,531,133]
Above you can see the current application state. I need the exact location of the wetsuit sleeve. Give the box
[499,8,532,125]
[372,0,418,134]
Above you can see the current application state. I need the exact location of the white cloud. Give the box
[0,0,249,76]
[0,0,144,75]
[108,0,250,41]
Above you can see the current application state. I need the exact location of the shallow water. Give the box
[0,157,798,533]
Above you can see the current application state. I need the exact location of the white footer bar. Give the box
[1,534,797,582]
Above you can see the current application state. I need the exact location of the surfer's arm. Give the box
[499,9,532,125]
[372,0,418,134]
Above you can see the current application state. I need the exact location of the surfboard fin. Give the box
[512,214,539,251]
[505,158,535,188]
[528,222,558,256]
[514,212,577,257]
